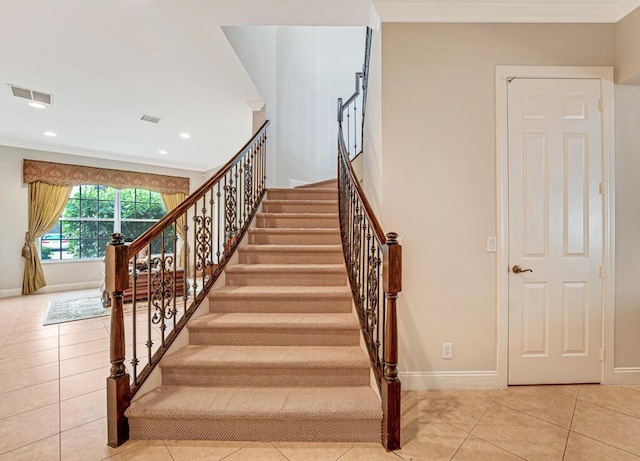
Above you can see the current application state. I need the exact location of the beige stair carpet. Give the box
[126,186,382,442]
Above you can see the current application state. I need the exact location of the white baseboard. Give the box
[612,367,640,385]
[0,281,102,299]
[399,370,502,390]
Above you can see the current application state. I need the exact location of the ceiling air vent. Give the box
[140,114,162,124]
[9,85,53,104]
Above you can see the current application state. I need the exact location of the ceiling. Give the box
[0,0,636,172]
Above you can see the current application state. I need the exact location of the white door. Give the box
[508,78,603,385]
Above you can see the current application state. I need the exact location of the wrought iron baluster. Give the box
[131,253,139,385]
[146,242,153,367]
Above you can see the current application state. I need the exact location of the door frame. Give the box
[495,66,615,386]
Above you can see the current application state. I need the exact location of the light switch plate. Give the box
[486,236,497,252]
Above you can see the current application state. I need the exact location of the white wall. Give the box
[0,146,205,297]
[225,26,365,188]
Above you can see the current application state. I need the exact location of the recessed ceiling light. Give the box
[158,150,168,155]
[43,131,57,137]
[29,102,46,109]
[179,133,191,139]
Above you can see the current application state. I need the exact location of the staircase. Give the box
[125,185,383,442]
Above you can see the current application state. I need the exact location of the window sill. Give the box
[41,257,103,265]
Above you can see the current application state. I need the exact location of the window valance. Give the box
[23,159,190,195]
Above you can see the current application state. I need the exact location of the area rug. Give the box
[44,296,111,325]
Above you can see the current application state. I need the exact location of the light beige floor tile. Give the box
[401,391,420,445]
[103,441,174,460]
[0,347,58,374]
[4,326,59,345]
[60,350,110,378]
[494,386,576,428]
[165,440,249,461]
[0,336,58,358]
[625,385,640,392]
[220,442,289,461]
[471,403,567,461]
[59,318,108,335]
[0,380,59,419]
[0,362,58,394]
[564,431,640,461]
[61,389,107,431]
[523,384,583,399]
[60,337,110,360]
[397,418,468,461]
[572,401,640,456]
[59,327,109,347]
[0,435,59,461]
[578,385,640,419]
[272,441,356,461]
[0,403,59,454]
[60,366,110,401]
[451,436,524,461]
[60,417,143,461]
[416,389,498,432]
[338,442,403,461]
[8,320,54,335]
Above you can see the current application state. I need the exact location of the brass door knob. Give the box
[512,265,533,274]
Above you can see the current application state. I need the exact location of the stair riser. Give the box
[226,272,347,286]
[238,251,344,264]
[161,367,370,387]
[267,190,338,201]
[129,418,381,442]
[263,203,337,213]
[257,216,339,228]
[248,232,341,245]
[208,297,352,314]
[188,329,359,346]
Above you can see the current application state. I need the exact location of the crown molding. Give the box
[373,1,635,23]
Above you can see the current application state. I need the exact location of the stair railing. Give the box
[337,28,371,160]
[104,121,270,447]
[337,28,402,451]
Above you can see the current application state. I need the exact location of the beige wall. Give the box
[614,85,640,368]
[617,7,640,84]
[380,23,617,384]
[0,146,204,297]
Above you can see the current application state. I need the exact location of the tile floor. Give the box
[1,289,639,460]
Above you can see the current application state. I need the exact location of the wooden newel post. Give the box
[105,233,131,448]
[382,232,402,451]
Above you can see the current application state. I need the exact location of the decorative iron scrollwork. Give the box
[150,255,177,326]
[224,179,238,240]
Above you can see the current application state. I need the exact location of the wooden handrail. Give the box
[337,128,386,245]
[128,121,270,256]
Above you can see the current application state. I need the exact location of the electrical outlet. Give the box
[442,342,453,359]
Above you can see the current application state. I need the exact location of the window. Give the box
[41,185,167,260]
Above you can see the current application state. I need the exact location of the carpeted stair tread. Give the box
[238,244,342,253]
[127,386,381,420]
[226,264,345,274]
[263,199,338,205]
[161,345,370,369]
[208,285,352,298]
[188,313,359,330]
[257,212,338,218]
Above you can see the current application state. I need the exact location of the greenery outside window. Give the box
[41,185,167,260]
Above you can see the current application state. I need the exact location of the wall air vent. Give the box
[140,114,163,124]
[9,85,53,104]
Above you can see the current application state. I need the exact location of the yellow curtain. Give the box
[161,193,189,273]
[22,181,72,295]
